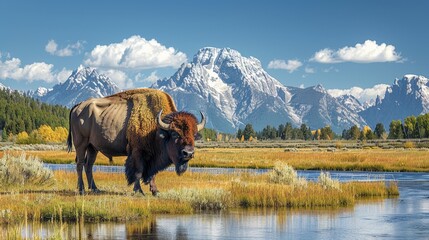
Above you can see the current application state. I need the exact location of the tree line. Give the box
[0,89,69,140]
[235,113,429,141]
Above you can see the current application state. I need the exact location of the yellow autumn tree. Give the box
[16,131,29,144]
[217,133,223,142]
[37,125,56,143]
[54,127,69,143]
[362,125,371,136]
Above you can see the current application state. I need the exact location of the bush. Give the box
[318,171,340,190]
[403,141,415,149]
[268,162,307,188]
[0,152,54,186]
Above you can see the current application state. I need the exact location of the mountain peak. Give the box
[37,67,120,108]
[313,84,326,93]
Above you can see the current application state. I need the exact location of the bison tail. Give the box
[125,156,136,185]
[67,104,79,153]
[67,131,73,153]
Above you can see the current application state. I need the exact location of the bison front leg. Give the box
[131,150,145,195]
[149,176,159,196]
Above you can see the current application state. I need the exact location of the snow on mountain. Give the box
[288,85,367,133]
[38,66,121,108]
[152,47,365,133]
[0,82,8,91]
[360,74,429,128]
[27,87,51,98]
[335,94,365,113]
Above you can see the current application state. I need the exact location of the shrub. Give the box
[0,152,54,186]
[318,171,340,190]
[268,162,307,188]
[403,141,415,149]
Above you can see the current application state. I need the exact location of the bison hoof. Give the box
[133,189,145,196]
[151,190,160,197]
[90,189,102,194]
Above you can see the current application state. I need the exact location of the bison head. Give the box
[157,110,205,175]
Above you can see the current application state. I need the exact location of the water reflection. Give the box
[2,179,428,239]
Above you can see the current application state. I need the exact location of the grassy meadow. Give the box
[5,146,429,172]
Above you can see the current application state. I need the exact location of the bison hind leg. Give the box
[125,156,136,185]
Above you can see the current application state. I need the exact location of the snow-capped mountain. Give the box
[336,94,365,113]
[38,66,120,108]
[152,47,365,133]
[27,87,51,98]
[288,85,367,133]
[360,74,429,128]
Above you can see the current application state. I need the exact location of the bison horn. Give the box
[197,111,206,132]
[157,110,171,131]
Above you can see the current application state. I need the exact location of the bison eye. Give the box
[194,133,202,140]
[171,131,180,139]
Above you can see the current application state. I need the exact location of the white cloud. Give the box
[327,84,389,103]
[268,59,302,73]
[0,53,71,83]
[84,35,187,70]
[135,71,160,84]
[56,68,73,83]
[45,39,84,57]
[311,40,402,63]
[0,56,69,83]
[305,66,315,74]
[99,69,134,89]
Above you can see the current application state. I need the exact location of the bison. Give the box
[67,88,205,195]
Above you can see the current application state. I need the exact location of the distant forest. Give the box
[0,89,69,137]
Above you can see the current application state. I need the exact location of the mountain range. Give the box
[30,66,120,108]
[21,48,429,133]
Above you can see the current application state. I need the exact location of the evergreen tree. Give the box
[300,123,312,140]
[243,123,256,141]
[236,129,243,139]
[283,122,293,140]
[349,125,360,140]
[277,124,285,140]
[374,123,386,139]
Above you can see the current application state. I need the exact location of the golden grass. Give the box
[192,148,429,172]
[8,147,429,172]
[0,168,398,224]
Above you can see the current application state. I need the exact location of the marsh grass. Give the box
[0,163,399,225]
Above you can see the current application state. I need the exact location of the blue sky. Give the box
[0,0,428,102]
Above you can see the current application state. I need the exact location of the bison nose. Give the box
[182,149,194,160]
